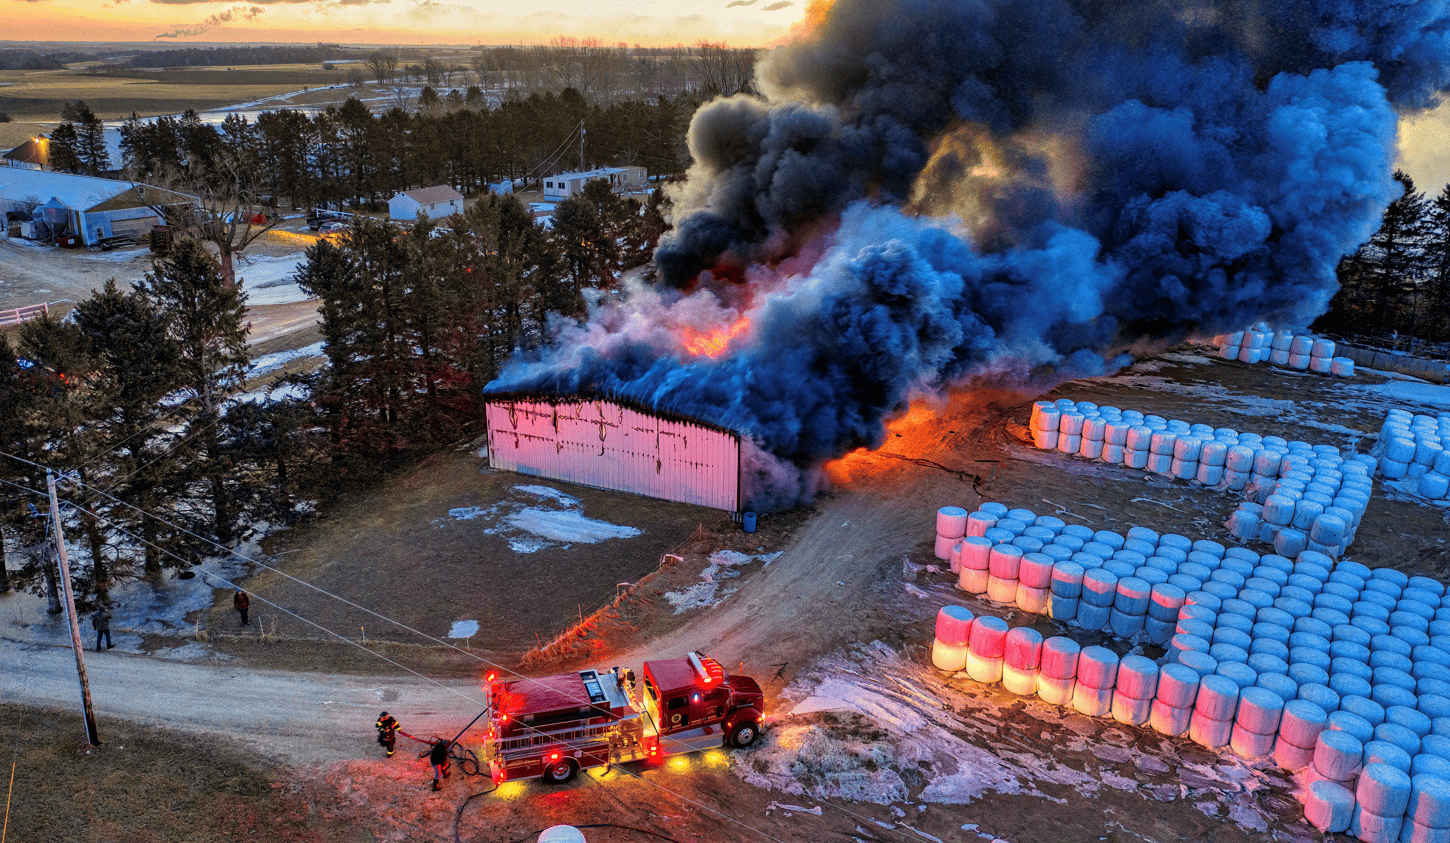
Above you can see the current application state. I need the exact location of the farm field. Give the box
[0,64,356,149]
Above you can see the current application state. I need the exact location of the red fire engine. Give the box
[482,651,764,784]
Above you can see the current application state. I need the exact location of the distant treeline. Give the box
[0,50,77,70]
[128,45,349,68]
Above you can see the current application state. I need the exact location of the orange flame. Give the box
[682,317,751,358]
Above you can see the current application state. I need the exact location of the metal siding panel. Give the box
[483,397,740,511]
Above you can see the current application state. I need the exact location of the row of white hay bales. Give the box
[1025,398,1374,558]
[1373,410,1450,501]
[932,501,1450,841]
[1216,329,1355,377]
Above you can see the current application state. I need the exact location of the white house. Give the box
[542,166,648,200]
[0,168,192,246]
[388,185,465,221]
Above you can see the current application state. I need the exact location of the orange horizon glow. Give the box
[4,1,803,48]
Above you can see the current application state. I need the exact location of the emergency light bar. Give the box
[688,652,726,686]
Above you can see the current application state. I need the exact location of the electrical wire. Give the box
[47,488,805,843]
[2,453,929,843]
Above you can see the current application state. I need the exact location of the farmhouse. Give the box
[0,169,193,247]
[542,166,648,200]
[388,185,465,221]
[2,128,127,175]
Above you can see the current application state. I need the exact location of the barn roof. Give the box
[0,168,186,212]
[397,185,464,205]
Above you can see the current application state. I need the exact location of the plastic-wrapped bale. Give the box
[1190,675,1239,749]
[1274,734,1317,771]
[1001,627,1044,696]
[1363,740,1413,773]
[965,510,998,538]
[937,506,969,540]
[1406,774,1450,834]
[966,616,1008,684]
[1303,779,1356,833]
[931,606,975,671]
[1350,802,1403,843]
[1314,728,1366,784]
[1036,636,1080,706]
[1236,686,1287,733]
[1331,357,1356,378]
[1356,762,1414,822]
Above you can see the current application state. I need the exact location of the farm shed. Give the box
[484,396,741,512]
[0,169,192,246]
[542,166,647,199]
[388,185,465,221]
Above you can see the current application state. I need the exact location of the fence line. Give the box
[0,302,50,327]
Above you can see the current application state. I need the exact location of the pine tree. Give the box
[71,280,187,579]
[47,122,83,174]
[1423,184,1450,342]
[1318,171,1431,338]
[137,238,251,542]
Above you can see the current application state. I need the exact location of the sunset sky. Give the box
[7,0,806,46]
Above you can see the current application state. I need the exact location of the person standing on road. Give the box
[233,589,250,626]
[375,712,399,757]
[428,739,451,791]
[91,605,113,651]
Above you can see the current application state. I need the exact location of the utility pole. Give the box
[580,121,586,172]
[47,471,100,748]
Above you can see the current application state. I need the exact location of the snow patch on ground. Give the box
[432,484,641,553]
[743,641,1302,833]
[447,620,479,639]
[1348,379,1450,410]
[663,549,779,613]
[503,508,641,543]
[250,341,325,375]
[237,254,311,305]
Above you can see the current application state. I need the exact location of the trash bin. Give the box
[742,511,757,533]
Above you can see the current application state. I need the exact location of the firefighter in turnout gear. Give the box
[375,712,399,757]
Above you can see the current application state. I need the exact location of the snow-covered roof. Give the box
[0,167,135,210]
[551,166,644,181]
[397,185,463,205]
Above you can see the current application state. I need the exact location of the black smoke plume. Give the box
[489,0,1450,509]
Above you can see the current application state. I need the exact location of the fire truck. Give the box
[481,651,764,784]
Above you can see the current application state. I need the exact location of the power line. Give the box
[2,453,926,843]
[0,455,800,843]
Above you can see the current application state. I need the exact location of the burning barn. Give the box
[483,395,743,512]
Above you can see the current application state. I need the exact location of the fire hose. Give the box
[387,730,482,777]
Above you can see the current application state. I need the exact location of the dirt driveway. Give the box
[5,346,1450,843]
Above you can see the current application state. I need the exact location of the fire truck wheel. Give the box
[543,758,578,784]
[729,721,759,748]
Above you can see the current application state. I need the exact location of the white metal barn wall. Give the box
[485,398,741,511]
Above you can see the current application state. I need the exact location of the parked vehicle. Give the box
[307,209,347,230]
[317,221,349,242]
[481,651,764,784]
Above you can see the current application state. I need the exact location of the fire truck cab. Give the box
[482,652,764,785]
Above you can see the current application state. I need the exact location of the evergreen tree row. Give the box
[0,185,665,605]
[116,89,692,211]
[1317,171,1450,345]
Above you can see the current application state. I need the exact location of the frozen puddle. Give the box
[435,484,640,553]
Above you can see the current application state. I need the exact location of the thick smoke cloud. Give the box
[489,0,1450,509]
